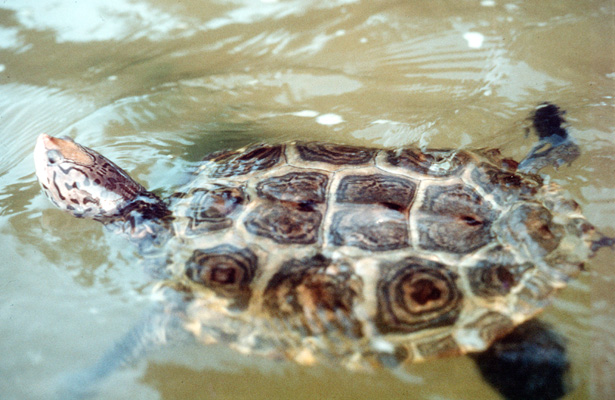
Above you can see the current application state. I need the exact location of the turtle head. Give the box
[34,134,148,221]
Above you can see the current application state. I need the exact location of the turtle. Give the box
[34,103,610,399]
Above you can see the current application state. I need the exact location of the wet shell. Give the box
[165,141,592,366]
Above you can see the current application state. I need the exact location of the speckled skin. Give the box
[34,133,596,370]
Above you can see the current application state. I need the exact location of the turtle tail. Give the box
[591,233,615,254]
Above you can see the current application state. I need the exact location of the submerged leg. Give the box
[472,320,570,400]
[518,103,580,174]
[55,307,187,400]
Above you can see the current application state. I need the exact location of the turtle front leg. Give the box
[55,305,189,400]
[518,103,581,174]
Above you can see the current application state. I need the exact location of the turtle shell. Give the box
[163,142,594,367]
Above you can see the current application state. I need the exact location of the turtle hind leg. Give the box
[532,102,569,142]
[518,103,581,174]
[54,308,187,400]
[471,320,571,400]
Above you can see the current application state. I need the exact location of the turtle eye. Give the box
[47,150,63,165]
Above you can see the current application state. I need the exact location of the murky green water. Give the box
[1,1,614,399]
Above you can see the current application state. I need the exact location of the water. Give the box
[0,1,614,399]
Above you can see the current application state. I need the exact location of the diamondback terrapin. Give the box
[34,103,609,399]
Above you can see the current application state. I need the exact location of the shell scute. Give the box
[376,257,463,334]
[336,174,417,211]
[516,271,559,310]
[497,203,564,257]
[385,148,470,177]
[256,172,328,203]
[245,204,322,244]
[296,142,376,165]
[262,254,364,337]
[329,205,409,251]
[206,144,284,178]
[466,261,533,298]
[462,311,515,345]
[185,244,258,309]
[471,162,540,202]
[415,334,462,360]
[185,186,245,234]
[416,184,496,254]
